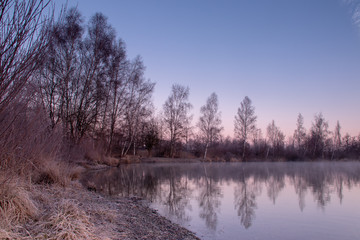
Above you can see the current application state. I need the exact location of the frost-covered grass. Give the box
[0,172,116,239]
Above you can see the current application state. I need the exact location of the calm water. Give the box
[82,162,360,240]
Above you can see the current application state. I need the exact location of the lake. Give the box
[82,162,360,240]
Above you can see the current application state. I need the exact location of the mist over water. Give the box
[82,162,360,240]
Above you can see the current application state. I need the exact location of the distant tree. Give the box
[163,84,192,158]
[332,120,341,159]
[266,120,285,159]
[293,113,306,155]
[234,96,257,161]
[252,128,266,158]
[293,113,306,147]
[197,93,223,159]
[309,113,329,158]
[343,133,351,150]
[182,118,194,152]
[142,119,160,157]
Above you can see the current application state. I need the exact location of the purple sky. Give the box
[56,0,360,139]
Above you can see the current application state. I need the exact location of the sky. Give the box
[55,0,360,139]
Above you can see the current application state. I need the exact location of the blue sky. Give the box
[56,0,360,138]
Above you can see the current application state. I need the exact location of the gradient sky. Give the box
[56,0,360,139]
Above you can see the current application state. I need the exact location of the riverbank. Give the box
[0,178,199,239]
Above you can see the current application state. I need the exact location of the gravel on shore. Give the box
[35,183,200,240]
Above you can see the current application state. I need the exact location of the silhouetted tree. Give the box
[197,93,223,159]
[234,96,257,161]
[142,119,160,157]
[121,57,155,156]
[105,39,127,154]
[293,113,306,156]
[266,120,285,159]
[308,113,329,158]
[332,120,341,159]
[1,0,51,114]
[163,84,192,158]
[39,8,155,153]
[38,8,84,135]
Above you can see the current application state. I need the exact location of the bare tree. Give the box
[293,113,306,155]
[121,57,155,156]
[142,118,160,157]
[0,0,52,114]
[105,39,128,154]
[197,92,223,159]
[332,120,341,159]
[163,84,192,158]
[38,8,84,131]
[309,113,329,158]
[266,120,285,159]
[73,12,115,141]
[234,96,257,161]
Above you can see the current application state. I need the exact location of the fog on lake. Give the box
[82,162,360,240]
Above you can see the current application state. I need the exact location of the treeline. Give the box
[154,88,360,161]
[1,1,359,175]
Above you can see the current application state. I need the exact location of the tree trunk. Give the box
[203,142,209,160]
[242,140,246,161]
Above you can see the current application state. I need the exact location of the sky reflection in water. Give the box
[82,162,360,240]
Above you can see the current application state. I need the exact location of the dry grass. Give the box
[0,176,38,223]
[32,158,86,186]
[0,94,117,239]
[0,175,101,239]
[34,160,69,186]
[36,199,96,240]
[0,174,38,239]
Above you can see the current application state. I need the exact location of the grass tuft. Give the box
[0,176,38,224]
[37,199,96,240]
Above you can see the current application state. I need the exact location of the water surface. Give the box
[82,162,360,240]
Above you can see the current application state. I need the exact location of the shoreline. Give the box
[64,184,200,240]
[1,180,199,239]
[52,184,200,240]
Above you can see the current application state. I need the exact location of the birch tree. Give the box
[293,113,306,154]
[309,113,329,158]
[332,120,341,159]
[163,84,192,158]
[197,92,223,159]
[266,120,285,158]
[121,57,155,156]
[234,96,257,161]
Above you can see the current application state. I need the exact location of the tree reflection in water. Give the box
[266,174,285,204]
[291,175,308,211]
[197,165,222,230]
[233,171,261,229]
[162,167,192,221]
[81,162,360,232]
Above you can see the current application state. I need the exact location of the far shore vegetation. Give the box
[1,0,359,239]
